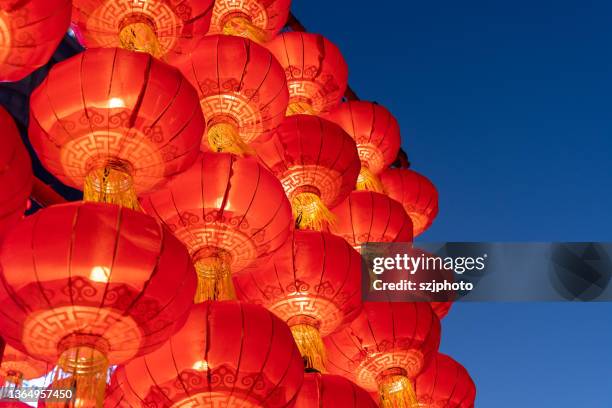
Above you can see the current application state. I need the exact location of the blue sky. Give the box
[293,1,612,406]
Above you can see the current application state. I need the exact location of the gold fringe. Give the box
[222,16,267,44]
[207,121,254,156]
[47,346,109,408]
[119,21,163,59]
[286,100,317,116]
[378,374,418,408]
[83,162,140,210]
[3,370,23,387]
[290,323,326,372]
[356,166,385,193]
[292,191,335,231]
[194,250,236,302]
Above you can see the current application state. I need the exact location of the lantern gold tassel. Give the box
[119,19,163,59]
[378,370,418,408]
[356,166,385,193]
[194,249,236,302]
[83,161,140,210]
[292,191,335,231]
[222,16,267,44]
[3,370,24,387]
[289,321,326,372]
[286,100,317,116]
[49,345,109,408]
[207,121,255,156]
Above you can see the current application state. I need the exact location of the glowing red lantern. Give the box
[0,107,32,239]
[253,115,360,230]
[141,152,293,302]
[295,373,378,408]
[173,34,288,154]
[111,301,304,407]
[266,32,348,116]
[0,0,71,81]
[415,353,476,408]
[328,191,413,250]
[1,345,49,386]
[234,230,362,371]
[0,201,197,406]
[324,101,401,192]
[71,0,214,60]
[209,0,290,43]
[29,47,204,210]
[379,168,439,236]
[325,302,441,408]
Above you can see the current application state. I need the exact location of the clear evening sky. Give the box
[293,1,612,406]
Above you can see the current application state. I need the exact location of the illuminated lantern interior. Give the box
[235,230,362,371]
[209,0,291,43]
[324,101,401,192]
[141,152,293,302]
[71,0,215,60]
[173,34,289,154]
[253,114,360,230]
[28,48,205,210]
[266,31,348,116]
[0,0,71,81]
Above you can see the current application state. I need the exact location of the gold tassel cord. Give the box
[289,323,326,372]
[356,166,385,193]
[83,162,141,210]
[378,373,419,408]
[207,122,255,156]
[48,346,109,408]
[194,249,236,303]
[222,16,267,44]
[286,100,317,116]
[292,191,335,231]
[119,21,163,59]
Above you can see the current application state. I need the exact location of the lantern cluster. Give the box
[0,0,474,407]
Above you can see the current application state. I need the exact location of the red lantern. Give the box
[328,191,413,250]
[379,168,439,236]
[295,373,378,408]
[110,301,304,407]
[0,107,32,239]
[325,302,441,408]
[234,230,362,371]
[0,0,71,81]
[1,345,49,386]
[324,101,401,192]
[141,152,293,302]
[431,302,452,320]
[28,47,205,210]
[173,34,288,154]
[209,0,290,43]
[0,201,197,406]
[253,115,360,230]
[71,0,214,60]
[415,353,476,408]
[266,32,348,116]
